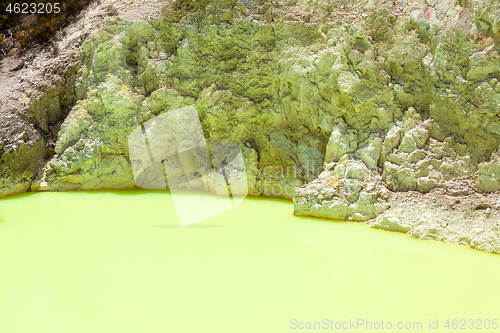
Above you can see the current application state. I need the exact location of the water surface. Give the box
[0,191,499,332]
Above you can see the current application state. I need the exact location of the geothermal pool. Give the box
[0,191,499,332]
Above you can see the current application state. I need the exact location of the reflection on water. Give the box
[0,191,499,333]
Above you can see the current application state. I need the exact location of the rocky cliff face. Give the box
[0,0,499,251]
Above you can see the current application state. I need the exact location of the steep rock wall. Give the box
[36,0,499,199]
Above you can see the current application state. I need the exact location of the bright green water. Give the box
[0,191,499,333]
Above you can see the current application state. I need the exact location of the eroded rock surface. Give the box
[0,0,499,253]
[294,159,389,221]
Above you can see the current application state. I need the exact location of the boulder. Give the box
[345,161,366,181]
[477,149,500,193]
[357,137,382,170]
[324,127,358,163]
[378,215,410,232]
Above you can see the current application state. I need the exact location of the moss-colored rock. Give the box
[19,0,499,203]
[477,147,500,193]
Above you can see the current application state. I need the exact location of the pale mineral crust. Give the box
[0,0,499,252]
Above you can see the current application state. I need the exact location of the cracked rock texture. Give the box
[294,159,389,221]
[370,193,500,254]
[0,0,499,252]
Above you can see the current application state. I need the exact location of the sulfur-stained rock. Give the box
[294,157,388,221]
[383,163,417,191]
[241,145,261,196]
[332,162,346,179]
[359,191,377,204]
[387,152,407,165]
[377,215,411,232]
[357,136,382,170]
[1,0,500,256]
[408,149,426,164]
[440,157,473,180]
[416,177,438,193]
[408,127,429,149]
[398,132,418,153]
[343,179,364,202]
[17,0,496,203]
[382,125,402,154]
[324,127,357,163]
[398,126,429,154]
[345,161,366,181]
[477,148,500,193]
[0,112,46,197]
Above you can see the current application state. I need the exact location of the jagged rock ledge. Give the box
[294,112,500,253]
[0,0,499,254]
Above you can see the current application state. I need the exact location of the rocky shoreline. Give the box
[294,107,500,253]
[0,0,499,253]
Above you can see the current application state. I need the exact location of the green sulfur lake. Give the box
[0,191,499,333]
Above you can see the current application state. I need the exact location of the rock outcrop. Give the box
[294,159,389,221]
[477,147,500,193]
[0,0,499,252]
